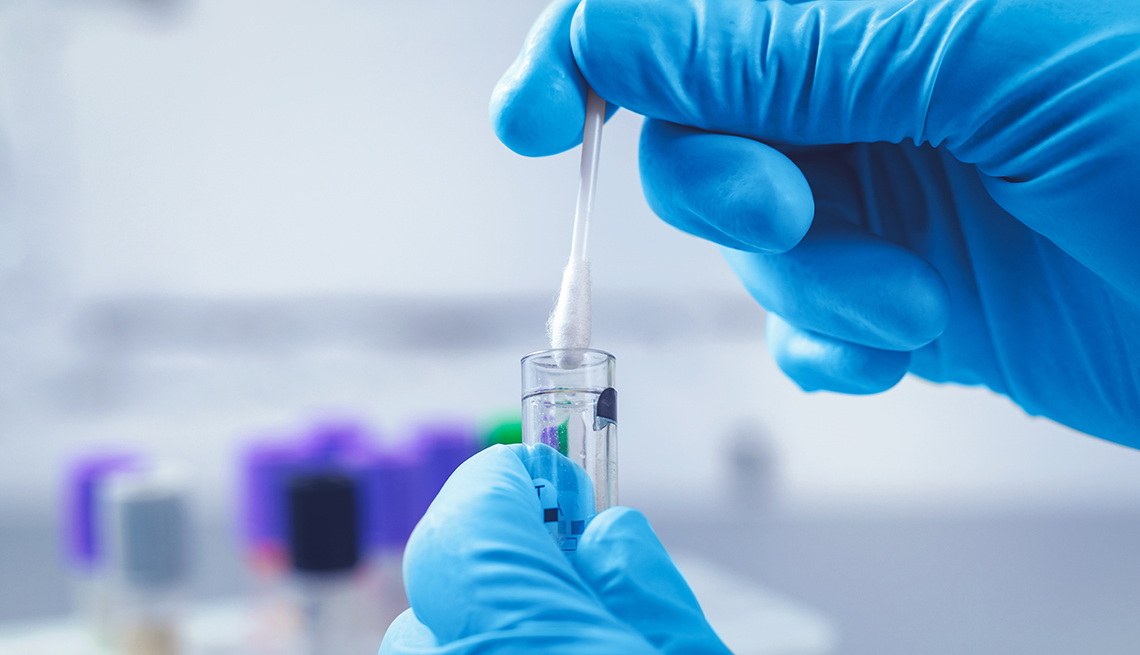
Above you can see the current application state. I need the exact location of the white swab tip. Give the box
[547,259,591,369]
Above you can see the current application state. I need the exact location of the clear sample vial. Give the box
[103,464,190,655]
[520,348,616,554]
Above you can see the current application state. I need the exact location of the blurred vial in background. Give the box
[240,439,306,654]
[239,421,377,654]
[103,462,190,655]
[358,421,479,627]
[239,420,376,577]
[723,420,780,515]
[62,451,143,643]
[241,441,301,577]
[356,445,420,631]
[287,472,364,655]
[238,418,480,653]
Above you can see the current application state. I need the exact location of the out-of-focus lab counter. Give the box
[0,555,836,655]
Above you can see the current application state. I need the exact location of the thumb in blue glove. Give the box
[378,445,732,655]
[491,0,1140,445]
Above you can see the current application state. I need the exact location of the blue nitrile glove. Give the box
[490,0,1140,446]
[378,445,732,654]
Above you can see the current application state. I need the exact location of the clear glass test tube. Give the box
[520,348,616,554]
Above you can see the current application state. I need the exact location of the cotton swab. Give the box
[547,87,606,369]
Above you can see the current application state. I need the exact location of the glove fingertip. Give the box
[575,507,734,655]
[379,609,438,653]
[767,314,910,394]
[579,505,650,540]
[574,506,681,602]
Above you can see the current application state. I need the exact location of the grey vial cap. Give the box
[106,468,190,589]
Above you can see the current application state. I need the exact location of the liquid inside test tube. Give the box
[520,348,616,554]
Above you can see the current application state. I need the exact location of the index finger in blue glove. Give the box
[389,445,660,654]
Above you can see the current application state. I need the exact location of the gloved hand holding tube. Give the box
[379,446,732,655]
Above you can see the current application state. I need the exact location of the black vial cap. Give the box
[287,473,359,574]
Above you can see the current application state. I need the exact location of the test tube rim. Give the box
[521,348,615,395]
[520,348,615,367]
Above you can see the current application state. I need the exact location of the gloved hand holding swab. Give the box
[547,88,606,369]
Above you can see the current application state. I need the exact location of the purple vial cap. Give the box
[240,439,305,552]
[63,451,140,570]
[358,448,424,551]
[415,421,478,502]
[299,420,377,464]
